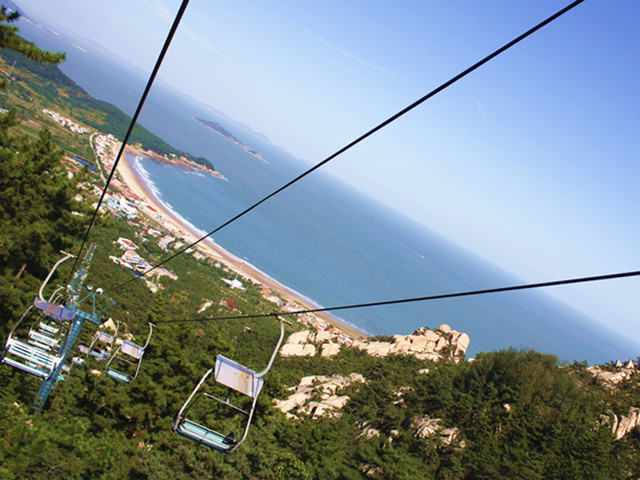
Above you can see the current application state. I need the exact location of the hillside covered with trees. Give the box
[0,43,215,171]
[1,9,640,480]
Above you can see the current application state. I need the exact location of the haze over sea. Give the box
[18,19,639,364]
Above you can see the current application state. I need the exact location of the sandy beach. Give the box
[115,145,366,340]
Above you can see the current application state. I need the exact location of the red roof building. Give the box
[220,299,236,310]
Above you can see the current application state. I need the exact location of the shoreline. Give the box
[115,146,367,340]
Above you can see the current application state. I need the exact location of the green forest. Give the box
[1,11,640,480]
[0,46,215,171]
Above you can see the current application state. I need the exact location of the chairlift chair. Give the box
[86,320,120,360]
[104,323,154,383]
[1,252,76,381]
[173,317,290,453]
[1,298,76,379]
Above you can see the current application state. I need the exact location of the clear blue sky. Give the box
[16,0,640,347]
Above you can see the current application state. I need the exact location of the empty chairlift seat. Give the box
[86,321,120,361]
[173,355,265,452]
[173,317,290,453]
[105,323,154,383]
[1,298,76,379]
[38,322,60,336]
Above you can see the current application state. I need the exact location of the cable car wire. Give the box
[68,0,190,281]
[158,267,638,324]
[116,0,586,290]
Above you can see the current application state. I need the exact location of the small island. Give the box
[196,117,267,164]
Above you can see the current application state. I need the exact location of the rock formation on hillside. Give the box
[352,325,469,362]
[280,324,470,362]
[601,407,640,441]
[587,360,636,387]
[274,373,365,419]
[407,415,464,447]
[612,407,640,441]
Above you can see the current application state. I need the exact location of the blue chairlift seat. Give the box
[28,330,60,349]
[27,338,55,352]
[105,368,134,383]
[1,339,60,379]
[71,356,85,366]
[173,317,289,453]
[175,417,242,452]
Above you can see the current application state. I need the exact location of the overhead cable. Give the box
[117,0,586,289]
[159,267,638,324]
[69,0,190,280]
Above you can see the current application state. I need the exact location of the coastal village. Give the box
[56,109,360,348]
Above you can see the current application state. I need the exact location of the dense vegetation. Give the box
[0,47,215,171]
[1,14,639,480]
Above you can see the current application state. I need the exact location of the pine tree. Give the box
[0,7,65,66]
[0,7,79,326]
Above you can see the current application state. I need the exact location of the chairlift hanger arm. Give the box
[174,368,214,431]
[142,323,155,349]
[255,317,288,378]
[39,251,74,302]
[5,305,33,342]
[47,286,65,303]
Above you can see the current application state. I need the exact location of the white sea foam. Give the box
[133,155,206,240]
[133,156,163,201]
[159,200,208,240]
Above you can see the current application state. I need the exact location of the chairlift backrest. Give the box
[121,340,145,359]
[215,355,264,398]
[96,332,115,344]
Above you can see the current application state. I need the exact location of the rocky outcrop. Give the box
[280,343,316,357]
[352,325,469,362]
[588,361,637,387]
[280,324,470,362]
[274,373,366,419]
[409,415,442,438]
[614,408,640,440]
[362,465,383,476]
[603,407,640,441]
[358,420,381,439]
[321,343,340,357]
[280,330,341,358]
[408,415,464,447]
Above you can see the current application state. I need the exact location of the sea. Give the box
[16,16,640,364]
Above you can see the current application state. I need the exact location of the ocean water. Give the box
[128,149,633,364]
[17,18,640,364]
